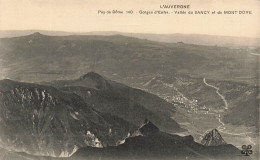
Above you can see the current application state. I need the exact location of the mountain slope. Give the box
[0,79,136,157]
[45,72,183,133]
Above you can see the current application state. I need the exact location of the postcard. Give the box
[0,0,259,159]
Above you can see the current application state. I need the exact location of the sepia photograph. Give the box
[0,0,259,160]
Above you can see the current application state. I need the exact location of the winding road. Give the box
[203,78,228,110]
[202,78,256,146]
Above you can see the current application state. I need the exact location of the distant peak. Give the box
[79,72,110,90]
[33,32,41,35]
[27,32,47,39]
[80,72,103,80]
[32,32,43,36]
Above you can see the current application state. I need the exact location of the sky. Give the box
[0,0,259,37]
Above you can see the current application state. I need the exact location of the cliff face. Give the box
[0,79,135,157]
[201,129,227,146]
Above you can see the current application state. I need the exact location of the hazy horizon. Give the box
[0,0,259,38]
[1,29,260,39]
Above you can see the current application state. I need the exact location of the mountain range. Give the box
[0,32,258,129]
[0,73,251,159]
[0,32,257,85]
[0,30,259,47]
[0,32,258,159]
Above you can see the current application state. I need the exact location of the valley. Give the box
[121,74,259,159]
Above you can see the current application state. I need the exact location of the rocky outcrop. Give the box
[201,129,227,146]
[138,119,160,136]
